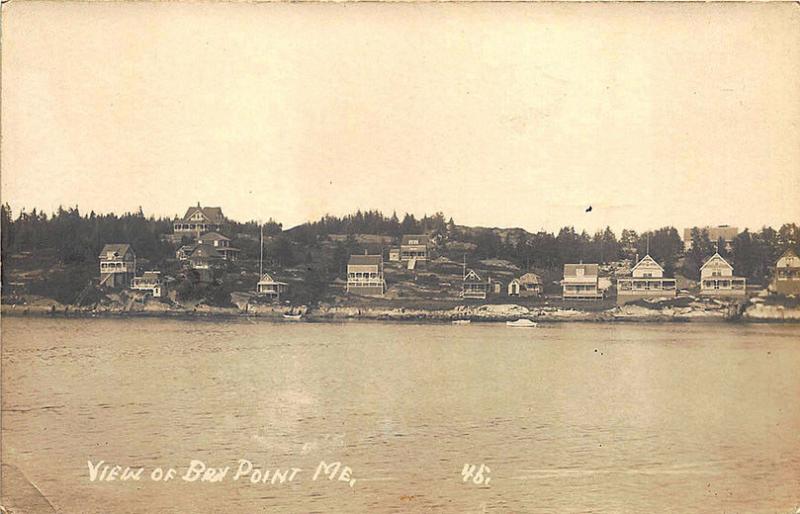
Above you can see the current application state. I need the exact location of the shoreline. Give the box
[3,301,799,324]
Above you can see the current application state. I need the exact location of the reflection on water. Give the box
[2,318,799,513]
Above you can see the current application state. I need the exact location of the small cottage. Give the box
[131,271,164,298]
[257,273,289,301]
[462,269,489,300]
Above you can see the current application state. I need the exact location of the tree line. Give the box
[2,204,798,286]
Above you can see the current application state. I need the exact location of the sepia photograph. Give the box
[1,1,799,512]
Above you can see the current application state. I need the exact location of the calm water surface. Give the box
[2,318,799,513]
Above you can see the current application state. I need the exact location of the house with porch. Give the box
[772,248,800,296]
[616,254,676,304]
[197,232,240,261]
[699,253,746,298]
[131,271,164,298]
[99,244,136,288]
[400,235,429,262]
[257,273,289,301]
[173,204,226,236]
[462,269,489,299]
[346,254,386,296]
[562,263,603,300]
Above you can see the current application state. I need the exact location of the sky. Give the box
[2,2,799,233]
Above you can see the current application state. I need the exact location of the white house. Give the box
[699,253,746,297]
[131,271,164,298]
[257,273,289,301]
[346,254,386,296]
[616,254,676,304]
[562,263,603,300]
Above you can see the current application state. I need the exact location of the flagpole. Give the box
[259,223,264,278]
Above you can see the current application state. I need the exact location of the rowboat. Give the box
[452,319,471,325]
[506,319,537,327]
[283,313,303,321]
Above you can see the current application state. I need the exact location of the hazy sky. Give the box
[2,2,799,233]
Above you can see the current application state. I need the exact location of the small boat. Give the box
[452,319,471,325]
[506,319,538,327]
[283,313,303,321]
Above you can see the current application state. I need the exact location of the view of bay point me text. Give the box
[2,2,799,513]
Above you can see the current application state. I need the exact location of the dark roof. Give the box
[348,254,382,266]
[198,231,230,242]
[180,206,225,224]
[401,234,428,245]
[190,244,223,259]
[99,244,134,259]
[564,263,599,277]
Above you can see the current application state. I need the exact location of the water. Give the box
[2,318,799,513]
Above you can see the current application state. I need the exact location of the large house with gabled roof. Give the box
[699,252,746,297]
[99,244,136,288]
[173,204,226,236]
[346,254,386,296]
[772,247,800,296]
[562,263,603,300]
[400,234,429,262]
[616,254,676,304]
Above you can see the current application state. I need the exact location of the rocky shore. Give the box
[4,295,799,323]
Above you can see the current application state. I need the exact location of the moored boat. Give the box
[506,319,537,327]
[452,319,471,325]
